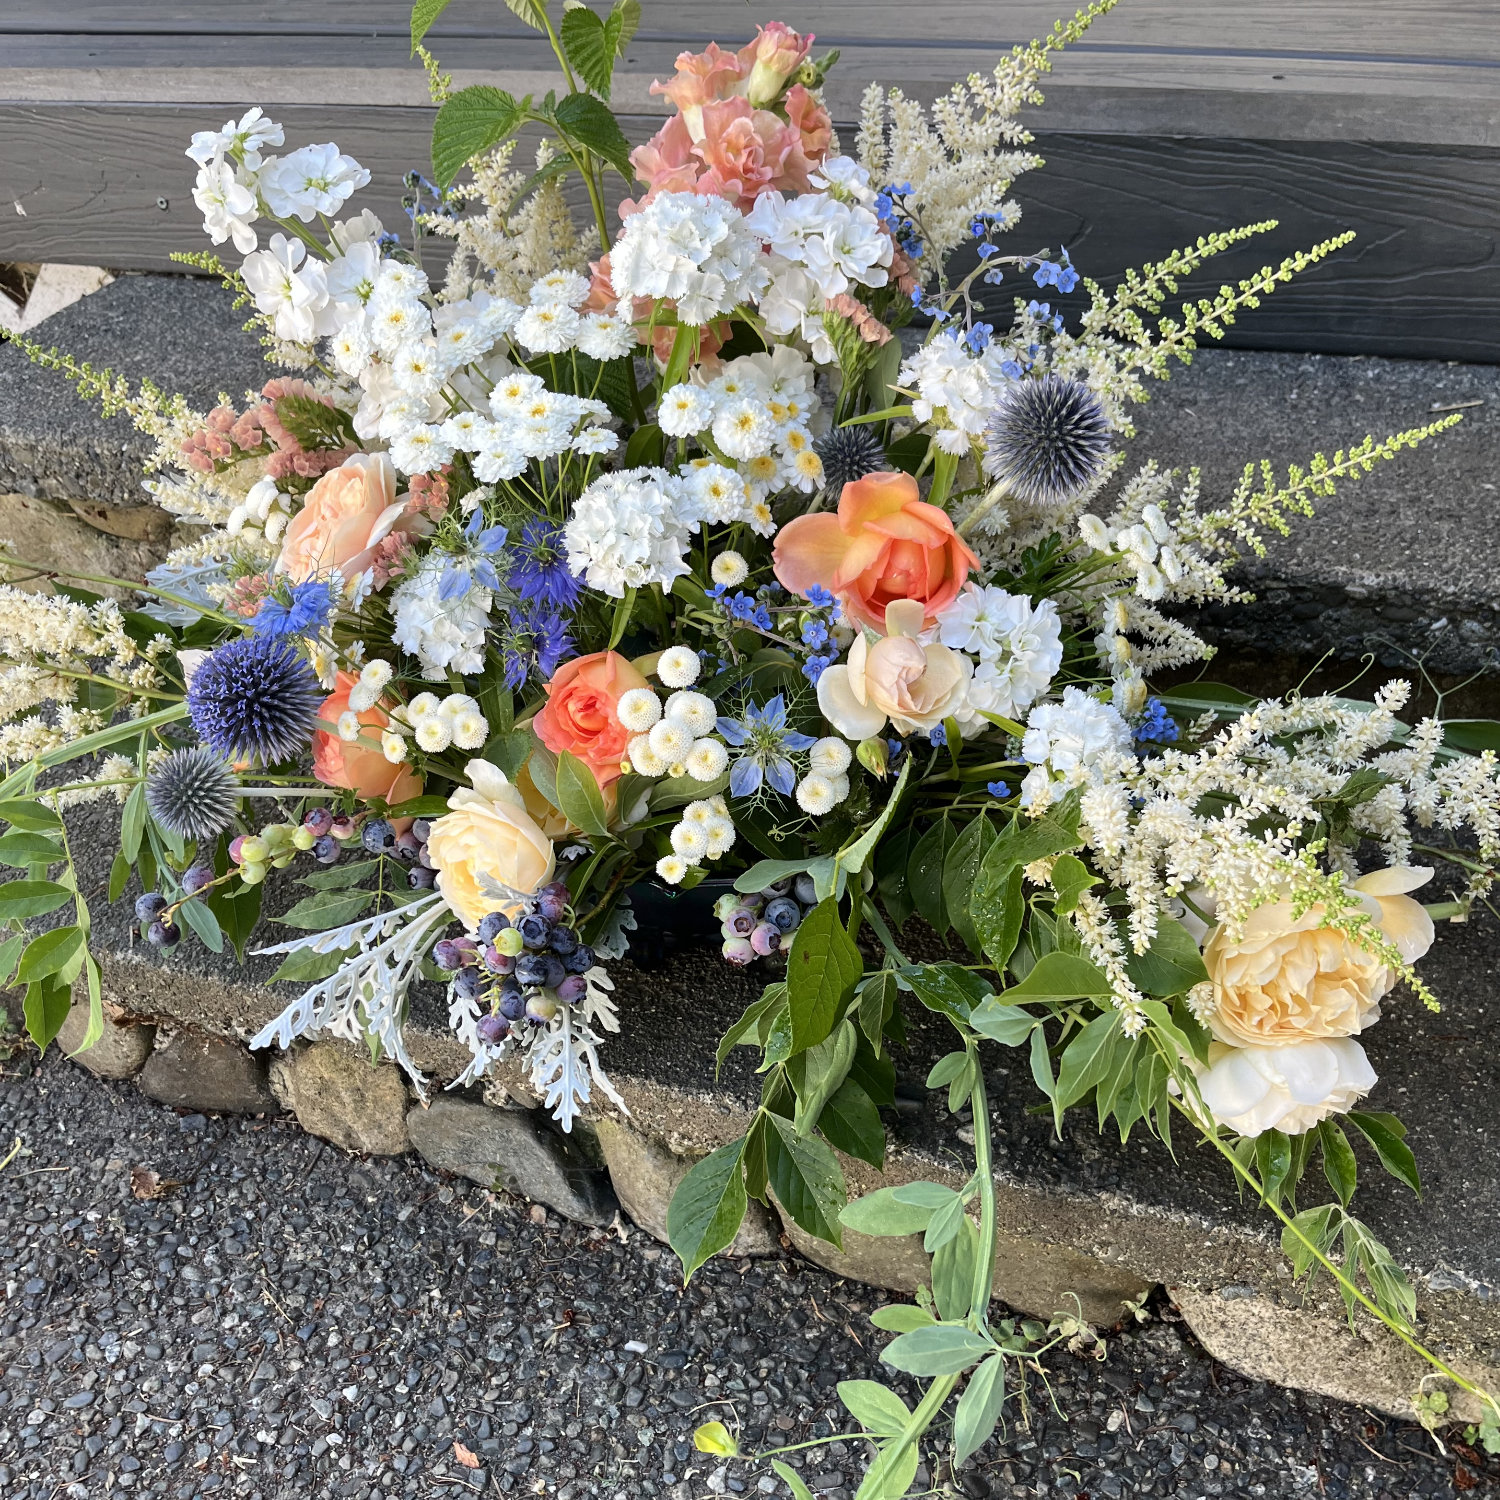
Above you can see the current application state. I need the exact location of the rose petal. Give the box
[816,664,887,740]
[1353,864,1433,898]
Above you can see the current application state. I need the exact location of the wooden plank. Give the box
[1,102,1494,361]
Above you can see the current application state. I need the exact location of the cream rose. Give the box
[817,598,972,740]
[426,758,555,930]
[1201,866,1435,1048]
[277,453,421,586]
[1196,1037,1377,1138]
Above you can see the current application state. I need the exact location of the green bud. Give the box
[291,826,316,851]
[856,736,889,779]
[239,860,268,885]
[497,927,524,957]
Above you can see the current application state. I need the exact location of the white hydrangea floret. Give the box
[563,468,700,598]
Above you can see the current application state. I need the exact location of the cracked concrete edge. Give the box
[77,939,1500,1421]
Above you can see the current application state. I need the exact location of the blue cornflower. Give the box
[441,509,508,599]
[187,636,322,765]
[987,780,1012,799]
[1134,698,1179,746]
[511,518,580,611]
[716,695,816,798]
[249,577,335,639]
[500,604,575,690]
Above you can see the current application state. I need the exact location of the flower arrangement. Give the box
[4,0,1500,1484]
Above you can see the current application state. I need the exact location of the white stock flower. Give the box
[259,143,371,221]
[240,233,331,344]
[900,334,995,441]
[744,190,893,298]
[192,160,259,254]
[1197,1038,1377,1139]
[186,108,284,169]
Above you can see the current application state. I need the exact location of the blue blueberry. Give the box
[313,834,340,864]
[135,892,168,922]
[793,874,818,905]
[433,939,464,972]
[182,865,214,897]
[764,897,801,934]
[477,912,509,943]
[476,1013,511,1046]
[499,983,526,1021]
[548,925,579,957]
[454,967,483,1002]
[555,974,588,1004]
[563,944,595,975]
[393,831,421,863]
[515,953,552,988]
[146,919,180,949]
[517,913,551,950]
[408,865,436,890]
[361,818,395,853]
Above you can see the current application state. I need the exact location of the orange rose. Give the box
[278,453,425,587]
[311,672,424,805]
[532,651,649,789]
[773,470,978,633]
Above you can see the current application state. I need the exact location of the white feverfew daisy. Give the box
[388,425,454,477]
[529,270,590,307]
[406,692,441,721]
[450,708,489,750]
[648,720,693,763]
[808,737,852,775]
[575,312,637,361]
[682,463,750,526]
[712,399,775,461]
[657,645,701,687]
[514,302,582,354]
[414,716,453,754]
[705,815,736,857]
[336,710,362,743]
[571,425,619,456]
[795,773,839,814]
[381,728,409,764]
[658,384,714,438]
[359,658,393,692]
[439,411,492,451]
[656,854,691,884]
[670,821,709,859]
[391,343,443,396]
[490,370,548,416]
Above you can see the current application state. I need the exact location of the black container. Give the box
[621,878,736,970]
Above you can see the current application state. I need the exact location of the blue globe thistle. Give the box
[983,374,1111,507]
[814,426,887,497]
[145,747,241,842]
[187,636,323,765]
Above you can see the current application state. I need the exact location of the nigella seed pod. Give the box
[983,373,1112,508]
[144,747,240,843]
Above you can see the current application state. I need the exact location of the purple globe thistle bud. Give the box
[813,426,887,497]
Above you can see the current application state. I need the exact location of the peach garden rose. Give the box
[277,452,427,588]
[532,650,649,790]
[310,671,423,806]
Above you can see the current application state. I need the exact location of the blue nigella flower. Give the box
[511,518,580,611]
[187,636,323,765]
[987,780,1011,799]
[249,577,335,640]
[1134,698,1179,746]
[500,603,575,691]
[440,509,508,599]
[716,695,816,798]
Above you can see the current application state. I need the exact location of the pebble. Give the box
[0,1065,1484,1500]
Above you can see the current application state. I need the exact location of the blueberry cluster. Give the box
[357,814,441,891]
[134,854,225,948]
[716,873,819,966]
[434,881,596,1047]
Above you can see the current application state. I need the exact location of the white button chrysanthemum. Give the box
[514,302,581,354]
[627,734,667,777]
[576,313,637,361]
[529,270,590,307]
[415,717,453,753]
[705,815,736,857]
[656,853,691,884]
[337,710,362,743]
[685,738,730,781]
[360,658,393,691]
[381,728,409,764]
[711,551,749,587]
[347,680,379,713]
[682,463,751,526]
[712,399,775,461]
[670,821,710,858]
[657,645,701,687]
[795,773,839,815]
[407,692,441,721]
[808,736,852,775]
[450,709,489,751]
[648,720,693,762]
[664,690,716,737]
[658,384,714,437]
[617,688,663,733]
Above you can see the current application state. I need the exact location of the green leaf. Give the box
[667,1138,748,1281]
[299,859,379,891]
[880,1323,992,1377]
[1048,853,1097,916]
[555,750,611,838]
[692,1420,739,1457]
[175,896,224,954]
[923,1189,969,1255]
[0,931,24,986]
[23,974,71,1051]
[276,889,376,931]
[108,849,131,903]
[818,1078,884,1167]
[953,1354,1007,1466]
[502,0,549,30]
[836,757,911,882]
[931,1212,978,1321]
[1029,1025,1057,1119]
[784,898,862,1055]
[1053,1009,1124,1111]
[856,969,897,1049]
[875,822,918,928]
[765,1114,846,1247]
[552,92,634,178]
[560,5,616,97]
[207,880,261,962]
[790,1020,858,1135]
[1280,1202,1340,1279]
[269,946,353,985]
[999,952,1113,1004]
[410,0,453,51]
[838,1380,911,1438]
[1318,1120,1358,1207]
[869,1304,934,1333]
[1125,914,1209,997]
[734,857,816,894]
[610,0,641,53]
[770,1460,816,1500]
[0,830,64,867]
[908,815,956,933]
[1347,1111,1421,1197]
[0,799,61,832]
[926,1050,968,1091]
[432,85,523,188]
[968,998,1037,1047]
[900,962,989,1026]
[944,813,996,957]
[121,784,150,865]
[623,422,663,469]
[1255,1129,1294,1206]
[840,1186,933,1238]
[855,1440,919,1500]
[715,985,785,1074]
[16,925,85,985]
[972,862,1024,974]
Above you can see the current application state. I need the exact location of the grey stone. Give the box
[595,1116,778,1257]
[0,273,269,508]
[406,1098,616,1227]
[54,1001,153,1081]
[136,1029,277,1115]
[268,1041,410,1156]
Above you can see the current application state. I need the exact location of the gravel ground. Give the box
[0,1063,1492,1500]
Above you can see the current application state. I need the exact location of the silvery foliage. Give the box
[140,559,230,627]
[248,892,450,1096]
[593,894,637,960]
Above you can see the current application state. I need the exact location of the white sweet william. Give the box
[608,192,767,325]
[563,468,701,598]
[390,554,493,678]
[1196,1038,1377,1138]
[240,233,332,344]
[1019,686,1132,807]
